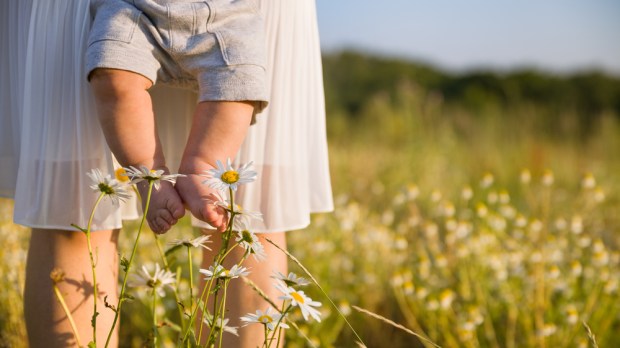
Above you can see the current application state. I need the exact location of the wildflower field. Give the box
[1,55,620,347]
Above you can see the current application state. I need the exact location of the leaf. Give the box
[120,256,129,272]
[103,295,117,312]
[87,341,96,348]
[90,311,99,328]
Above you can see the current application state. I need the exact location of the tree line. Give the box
[322,50,620,122]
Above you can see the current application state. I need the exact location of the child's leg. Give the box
[175,101,254,230]
[198,230,287,347]
[24,228,120,348]
[89,69,184,233]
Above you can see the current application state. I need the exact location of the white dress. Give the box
[0,0,333,233]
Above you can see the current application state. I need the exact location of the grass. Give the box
[0,84,619,347]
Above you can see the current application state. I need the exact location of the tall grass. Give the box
[1,83,618,347]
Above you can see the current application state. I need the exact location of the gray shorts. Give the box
[86,0,267,112]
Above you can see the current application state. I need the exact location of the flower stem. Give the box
[265,237,367,346]
[104,181,154,348]
[217,280,229,348]
[85,193,105,346]
[272,304,291,348]
[52,283,83,347]
[181,274,216,344]
[153,234,186,334]
[152,289,158,347]
[188,246,194,310]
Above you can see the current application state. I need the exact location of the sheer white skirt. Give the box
[0,0,333,233]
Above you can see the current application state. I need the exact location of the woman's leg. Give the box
[198,230,288,348]
[24,228,120,348]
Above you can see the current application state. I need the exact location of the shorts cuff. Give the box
[86,40,160,83]
[197,65,268,116]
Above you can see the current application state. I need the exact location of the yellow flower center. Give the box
[291,291,305,304]
[258,314,273,323]
[115,168,129,182]
[221,170,240,184]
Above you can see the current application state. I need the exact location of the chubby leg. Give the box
[89,69,184,233]
[198,231,287,347]
[24,228,120,348]
[176,101,254,230]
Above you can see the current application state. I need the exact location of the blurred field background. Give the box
[1,51,619,347]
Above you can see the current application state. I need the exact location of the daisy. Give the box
[240,307,289,331]
[203,159,256,191]
[132,263,176,297]
[203,315,239,336]
[272,271,311,287]
[236,229,266,261]
[87,168,131,205]
[276,282,322,322]
[199,264,250,281]
[114,167,130,183]
[124,165,185,190]
[168,235,212,250]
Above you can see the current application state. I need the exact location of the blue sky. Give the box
[316,0,620,75]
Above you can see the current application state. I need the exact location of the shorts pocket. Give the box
[206,0,265,67]
[88,1,142,46]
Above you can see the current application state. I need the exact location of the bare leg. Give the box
[198,230,287,347]
[24,228,120,348]
[175,101,254,230]
[89,69,184,233]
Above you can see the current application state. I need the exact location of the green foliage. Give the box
[1,52,619,347]
[323,50,620,135]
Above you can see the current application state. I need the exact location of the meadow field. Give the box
[1,53,619,347]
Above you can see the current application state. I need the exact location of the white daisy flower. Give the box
[272,271,311,287]
[276,282,322,322]
[87,168,131,205]
[132,263,176,297]
[203,315,239,336]
[236,229,266,261]
[124,165,185,190]
[203,159,257,192]
[168,235,212,250]
[199,263,250,281]
[240,307,289,331]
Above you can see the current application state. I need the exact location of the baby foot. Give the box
[135,179,185,234]
[175,174,228,231]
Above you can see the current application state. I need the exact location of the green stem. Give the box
[272,304,292,348]
[215,188,236,262]
[85,193,105,346]
[53,283,83,347]
[105,181,154,348]
[202,279,222,346]
[265,238,367,346]
[154,234,186,334]
[182,273,216,344]
[153,289,158,347]
[188,247,194,310]
[217,280,229,348]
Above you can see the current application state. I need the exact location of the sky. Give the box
[316,0,620,75]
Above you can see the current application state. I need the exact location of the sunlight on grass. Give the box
[1,82,618,347]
